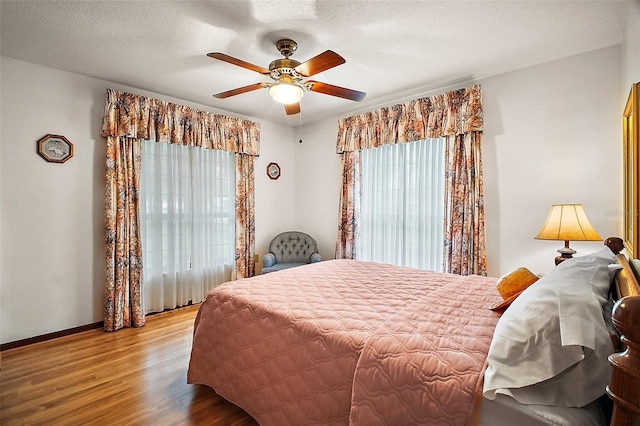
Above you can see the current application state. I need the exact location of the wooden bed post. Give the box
[607,295,640,426]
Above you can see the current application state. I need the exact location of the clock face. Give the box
[267,162,281,180]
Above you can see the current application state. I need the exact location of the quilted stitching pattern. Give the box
[187,260,501,426]
[349,274,501,425]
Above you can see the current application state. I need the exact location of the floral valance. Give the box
[101,88,260,156]
[336,84,482,153]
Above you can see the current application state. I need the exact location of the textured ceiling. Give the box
[0,0,628,127]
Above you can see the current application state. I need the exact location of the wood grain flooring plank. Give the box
[0,305,258,425]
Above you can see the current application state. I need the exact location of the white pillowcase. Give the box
[483,247,617,407]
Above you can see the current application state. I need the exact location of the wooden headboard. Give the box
[607,254,640,426]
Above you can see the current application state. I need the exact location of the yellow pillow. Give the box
[490,267,539,311]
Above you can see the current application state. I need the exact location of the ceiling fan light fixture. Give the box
[269,82,303,105]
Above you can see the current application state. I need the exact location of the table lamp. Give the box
[535,204,602,265]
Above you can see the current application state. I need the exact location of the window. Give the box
[360,138,445,271]
[139,140,235,313]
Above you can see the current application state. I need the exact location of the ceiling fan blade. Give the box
[284,102,301,115]
[213,83,268,99]
[306,81,366,102]
[295,50,345,77]
[207,52,271,75]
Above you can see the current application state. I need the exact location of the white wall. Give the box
[482,45,622,276]
[622,1,640,91]
[0,57,295,344]
[296,45,624,278]
[253,123,297,264]
[0,59,107,344]
[294,119,342,261]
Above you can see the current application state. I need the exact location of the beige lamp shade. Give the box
[535,204,602,265]
[535,204,602,241]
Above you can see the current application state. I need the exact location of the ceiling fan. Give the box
[207,38,366,115]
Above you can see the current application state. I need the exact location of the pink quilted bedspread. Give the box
[187,259,501,425]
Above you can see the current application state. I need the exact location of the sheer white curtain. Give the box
[139,140,235,314]
[360,138,445,271]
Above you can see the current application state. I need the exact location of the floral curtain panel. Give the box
[101,89,260,331]
[104,136,144,331]
[335,151,362,259]
[235,153,256,279]
[335,85,486,275]
[444,132,487,275]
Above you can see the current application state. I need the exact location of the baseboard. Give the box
[1,321,104,352]
[1,303,200,352]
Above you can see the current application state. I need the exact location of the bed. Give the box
[187,252,640,425]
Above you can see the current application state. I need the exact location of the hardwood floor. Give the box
[0,305,258,425]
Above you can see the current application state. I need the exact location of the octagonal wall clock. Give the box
[37,134,74,163]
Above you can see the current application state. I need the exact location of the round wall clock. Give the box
[37,134,74,163]
[267,162,281,180]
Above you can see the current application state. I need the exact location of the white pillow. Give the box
[483,247,616,407]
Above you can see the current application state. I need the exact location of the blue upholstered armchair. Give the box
[262,231,321,274]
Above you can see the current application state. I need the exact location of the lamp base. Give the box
[554,241,576,265]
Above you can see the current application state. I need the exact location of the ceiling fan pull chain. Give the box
[299,112,303,143]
